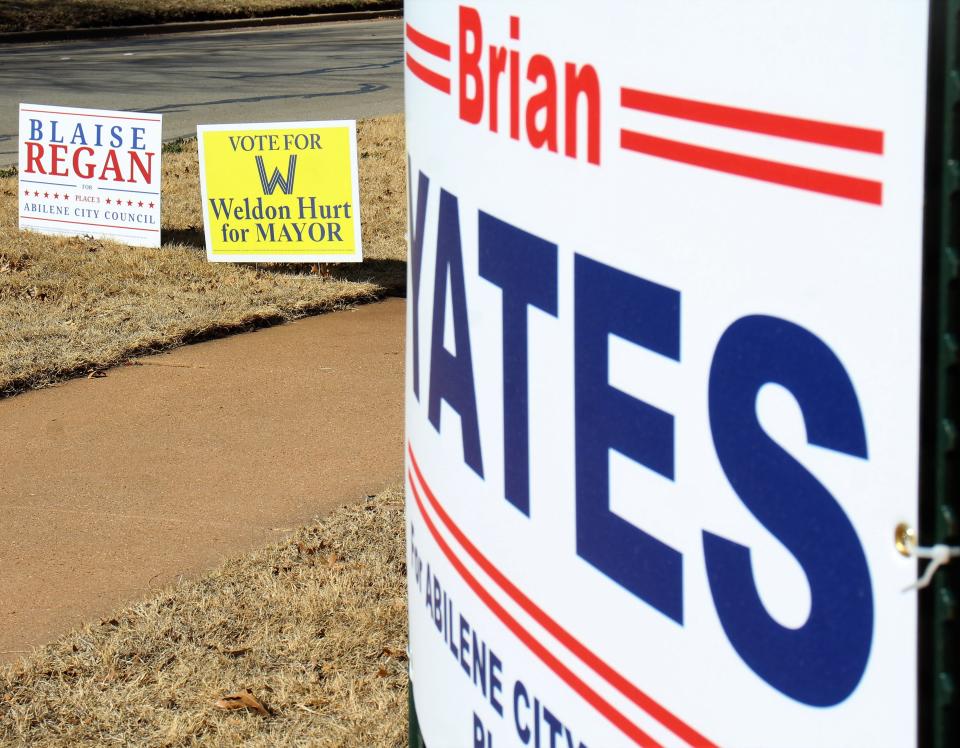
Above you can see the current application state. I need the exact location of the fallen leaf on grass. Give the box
[205,642,252,657]
[214,688,270,717]
[221,647,251,657]
[381,647,407,660]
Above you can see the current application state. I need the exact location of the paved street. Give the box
[0,18,403,164]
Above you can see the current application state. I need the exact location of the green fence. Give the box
[408,684,426,748]
[921,3,960,747]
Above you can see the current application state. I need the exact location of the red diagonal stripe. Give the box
[408,472,662,748]
[620,88,883,154]
[405,22,451,61]
[20,215,159,232]
[408,444,715,748]
[406,53,451,94]
[620,129,882,205]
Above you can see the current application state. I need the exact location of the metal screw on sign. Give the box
[895,522,960,591]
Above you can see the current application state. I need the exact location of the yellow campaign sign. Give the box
[197,120,362,262]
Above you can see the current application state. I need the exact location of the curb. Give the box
[0,7,402,45]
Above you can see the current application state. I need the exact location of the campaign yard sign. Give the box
[197,121,362,263]
[19,103,162,248]
[405,1,928,747]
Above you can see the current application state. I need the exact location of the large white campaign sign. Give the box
[405,1,929,746]
[19,103,162,247]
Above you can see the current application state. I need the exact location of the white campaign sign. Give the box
[404,2,928,746]
[18,104,162,248]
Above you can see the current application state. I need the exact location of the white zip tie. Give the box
[902,542,960,592]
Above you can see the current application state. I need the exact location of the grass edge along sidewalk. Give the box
[0,0,401,36]
[0,484,409,748]
[0,114,406,399]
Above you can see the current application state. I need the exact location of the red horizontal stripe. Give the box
[21,215,158,232]
[405,53,451,94]
[620,129,882,205]
[408,472,662,748]
[620,88,883,154]
[20,108,160,123]
[405,22,451,60]
[408,444,715,747]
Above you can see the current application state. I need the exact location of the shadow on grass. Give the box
[332,258,406,296]
[161,226,406,295]
[162,227,205,247]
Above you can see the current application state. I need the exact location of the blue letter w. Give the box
[256,155,297,194]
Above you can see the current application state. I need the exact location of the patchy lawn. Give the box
[0,113,406,397]
[0,1,400,34]
[0,484,408,747]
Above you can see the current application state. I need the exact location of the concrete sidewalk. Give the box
[0,299,404,662]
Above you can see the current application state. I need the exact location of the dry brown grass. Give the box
[0,0,399,33]
[0,484,408,747]
[0,113,406,397]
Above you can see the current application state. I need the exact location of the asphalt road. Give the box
[0,18,403,164]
